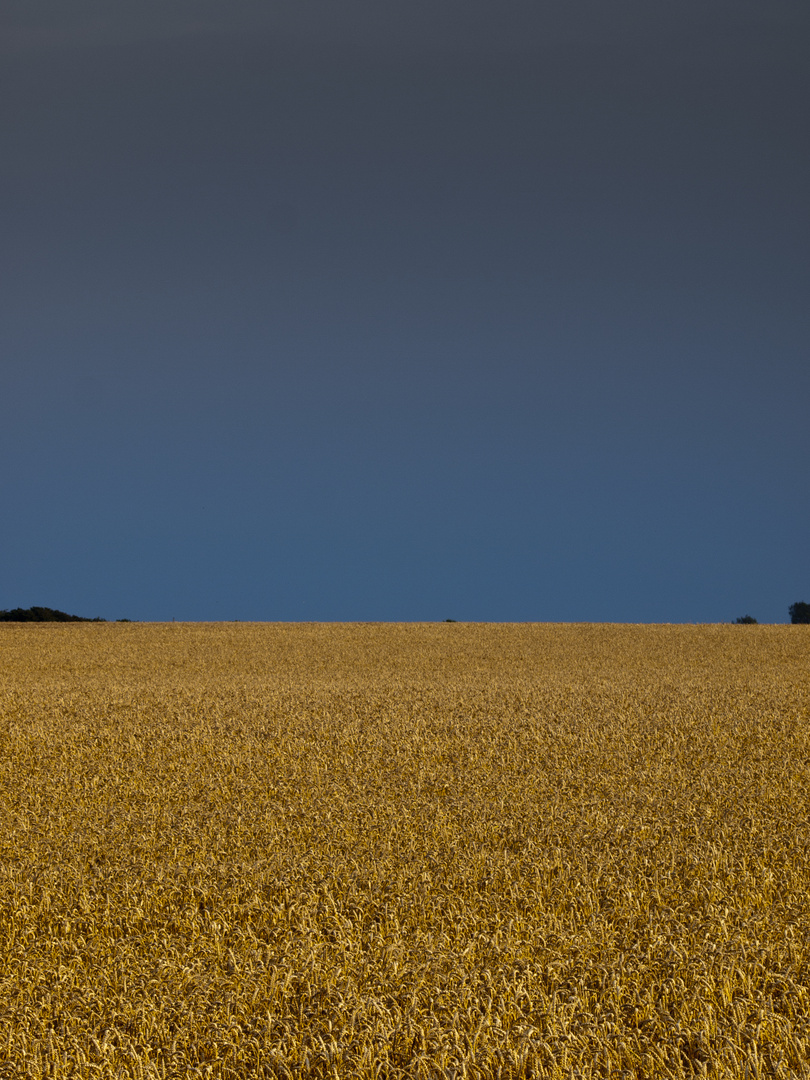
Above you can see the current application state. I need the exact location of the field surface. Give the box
[1,622,808,1078]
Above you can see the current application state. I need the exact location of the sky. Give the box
[2,0,808,623]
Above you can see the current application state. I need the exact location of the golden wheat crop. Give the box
[0,622,808,1078]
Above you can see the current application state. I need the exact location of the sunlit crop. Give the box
[1,622,808,1078]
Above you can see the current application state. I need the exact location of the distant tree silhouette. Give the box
[735,615,757,624]
[789,602,810,624]
[0,607,105,622]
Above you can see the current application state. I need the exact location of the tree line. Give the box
[3,604,809,624]
[0,607,109,622]
[735,602,809,625]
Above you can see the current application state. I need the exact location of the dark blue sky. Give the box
[2,0,808,622]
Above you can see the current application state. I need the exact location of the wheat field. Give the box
[0,622,808,1078]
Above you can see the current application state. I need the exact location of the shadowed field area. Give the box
[1,623,808,1078]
